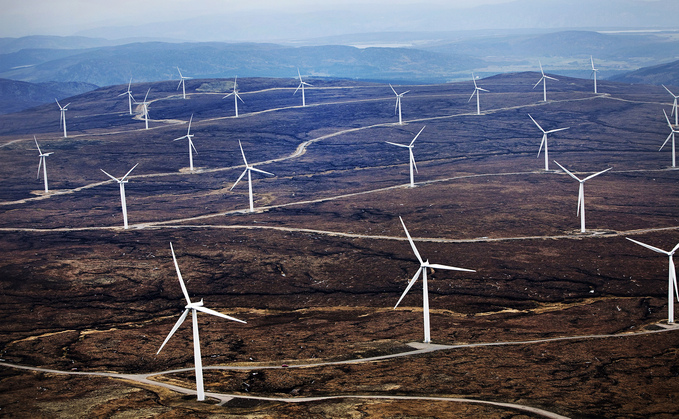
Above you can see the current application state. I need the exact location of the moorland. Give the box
[0,72,678,418]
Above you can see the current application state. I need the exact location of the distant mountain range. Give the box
[0,78,97,114]
[0,30,677,89]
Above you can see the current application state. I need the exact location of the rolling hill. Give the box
[0,78,97,114]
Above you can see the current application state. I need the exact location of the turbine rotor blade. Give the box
[385,141,409,148]
[626,237,670,255]
[389,84,398,96]
[553,161,582,182]
[170,242,192,304]
[528,114,544,133]
[194,306,247,324]
[399,216,424,264]
[187,114,193,134]
[250,167,275,176]
[231,169,248,190]
[120,163,139,181]
[582,167,612,182]
[100,169,120,182]
[394,268,422,309]
[537,135,546,157]
[410,126,425,146]
[238,140,248,166]
[156,309,189,354]
[546,127,570,134]
[660,132,673,151]
[426,263,476,273]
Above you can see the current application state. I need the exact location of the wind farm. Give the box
[0,69,678,418]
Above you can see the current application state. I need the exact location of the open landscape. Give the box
[0,70,678,418]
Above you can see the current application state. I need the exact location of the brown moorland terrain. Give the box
[0,72,678,418]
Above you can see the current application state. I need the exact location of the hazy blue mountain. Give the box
[0,42,481,86]
[0,78,98,114]
[609,60,679,87]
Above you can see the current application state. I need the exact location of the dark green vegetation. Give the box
[0,73,678,417]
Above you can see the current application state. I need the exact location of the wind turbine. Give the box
[231,140,275,212]
[141,88,150,130]
[533,61,558,102]
[626,237,679,324]
[385,126,426,187]
[662,85,678,126]
[590,56,599,94]
[223,76,244,117]
[177,67,191,99]
[661,109,678,168]
[157,242,246,401]
[173,114,198,172]
[468,73,489,115]
[34,136,53,193]
[554,161,612,233]
[294,68,312,107]
[55,99,69,138]
[394,216,475,343]
[118,78,136,115]
[101,163,138,229]
[528,114,569,171]
[390,84,410,125]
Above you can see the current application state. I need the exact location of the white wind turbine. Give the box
[468,73,489,115]
[34,136,53,193]
[141,88,150,130]
[663,85,678,126]
[294,68,312,107]
[390,84,410,125]
[223,76,244,117]
[231,140,275,213]
[394,216,475,343]
[626,237,679,324]
[101,163,138,229]
[554,161,612,233]
[533,61,558,102]
[528,114,569,171]
[385,126,425,188]
[590,56,599,94]
[157,242,246,401]
[118,78,136,115]
[177,67,191,99]
[55,99,70,138]
[661,109,678,168]
[173,114,198,172]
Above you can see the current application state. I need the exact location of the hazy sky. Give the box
[1,0,674,40]
[1,0,520,37]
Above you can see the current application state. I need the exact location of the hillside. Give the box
[609,59,679,86]
[0,78,98,114]
[0,73,678,417]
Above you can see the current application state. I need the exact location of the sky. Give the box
[2,0,513,37]
[1,0,674,41]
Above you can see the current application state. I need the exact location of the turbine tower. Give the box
[533,61,558,102]
[554,161,612,233]
[528,114,569,171]
[294,68,312,107]
[590,56,599,94]
[55,99,70,138]
[468,73,489,115]
[223,76,244,117]
[157,243,246,401]
[390,84,410,125]
[177,67,191,99]
[34,136,53,193]
[394,216,475,343]
[141,89,150,130]
[118,78,136,115]
[661,109,678,168]
[173,114,198,172]
[231,140,275,212]
[101,163,138,229]
[385,126,425,188]
[663,85,678,126]
[626,238,679,324]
